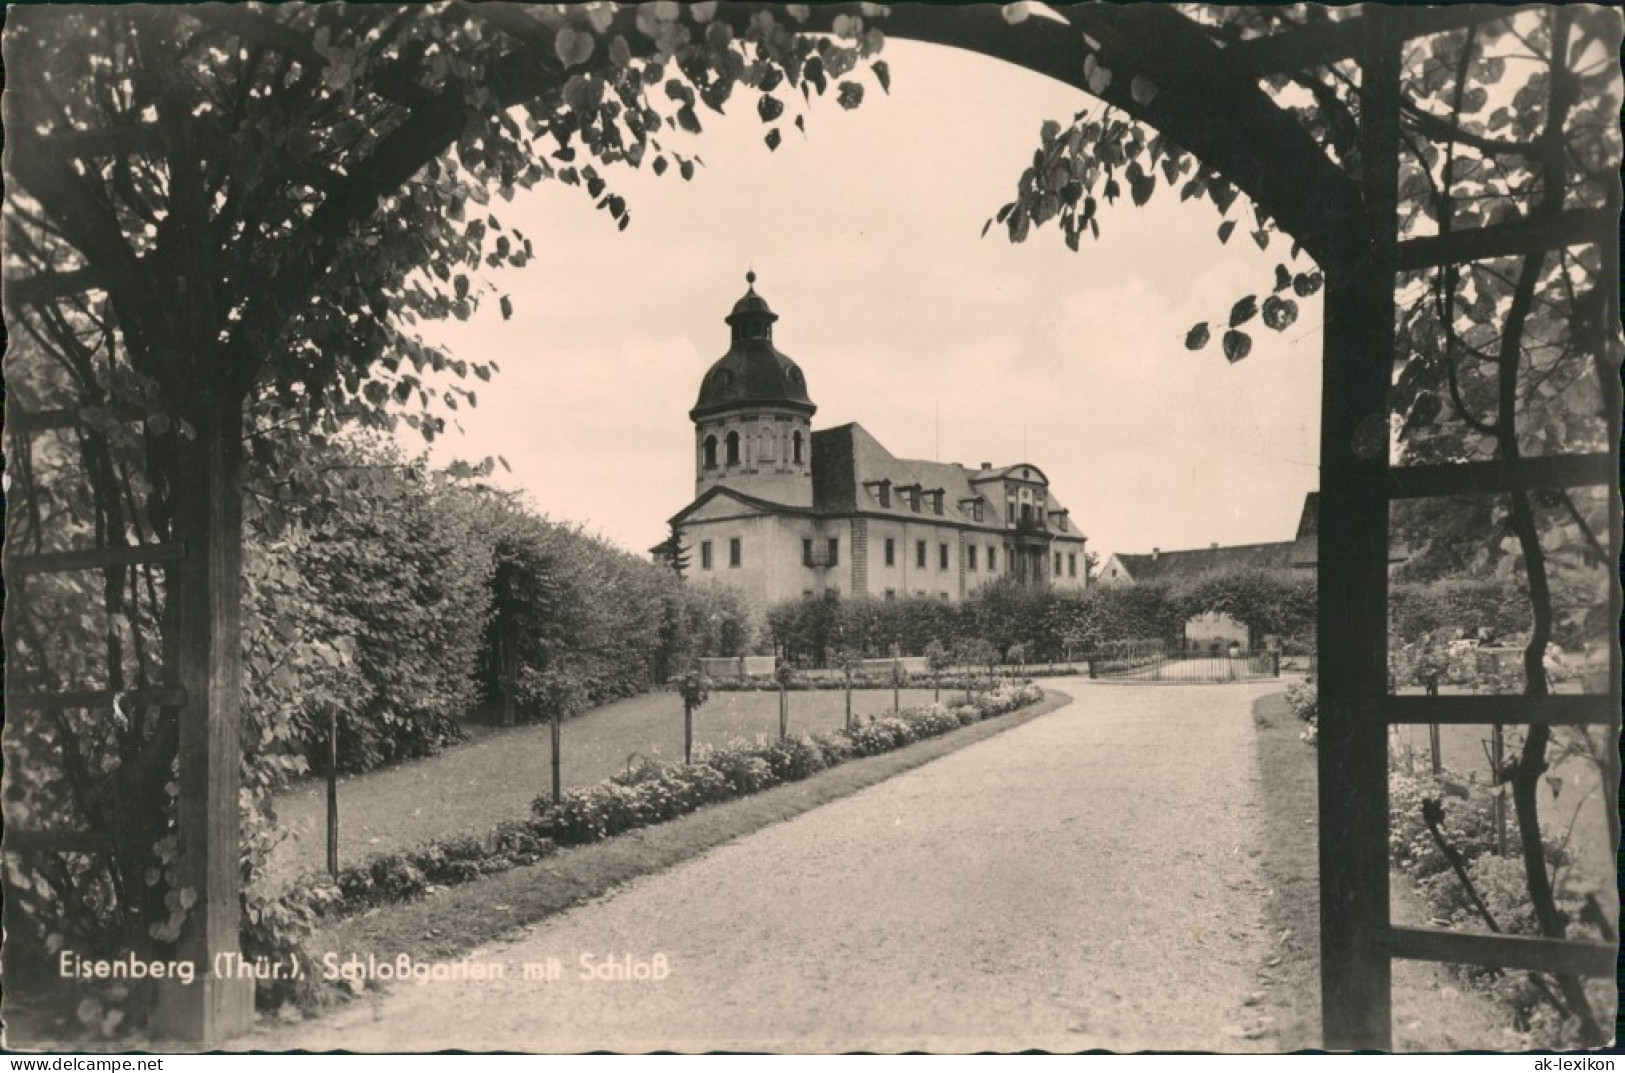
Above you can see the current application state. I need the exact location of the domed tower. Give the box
[690,273,816,507]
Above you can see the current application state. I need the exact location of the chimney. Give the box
[981,462,992,470]
[1211,542,1219,550]
[1152,547,1160,561]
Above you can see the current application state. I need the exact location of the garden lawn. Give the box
[265,687,944,889]
[1250,690,1520,1051]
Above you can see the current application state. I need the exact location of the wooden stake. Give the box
[326,706,339,879]
[550,696,563,805]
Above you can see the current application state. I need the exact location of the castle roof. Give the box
[811,423,1084,538]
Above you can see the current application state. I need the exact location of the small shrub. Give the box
[759,737,828,782]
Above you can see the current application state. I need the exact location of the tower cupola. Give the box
[690,273,816,507]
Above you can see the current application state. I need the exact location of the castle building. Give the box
[664,274,1089,608]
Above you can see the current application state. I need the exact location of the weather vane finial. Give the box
[746,268,756,289]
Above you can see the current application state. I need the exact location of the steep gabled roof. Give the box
[811,424,1001,529]
[1289,491,1319,567]
[809,423,1085,537]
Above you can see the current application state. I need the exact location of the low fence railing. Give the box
[1087,646,1283,683]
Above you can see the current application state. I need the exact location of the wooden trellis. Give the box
[4,3,1617,1048]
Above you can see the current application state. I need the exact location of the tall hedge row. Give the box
[243,437,749,775]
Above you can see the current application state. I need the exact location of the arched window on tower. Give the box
[792,430,804,464]
[725,430,741,466]
[703,435,718,470]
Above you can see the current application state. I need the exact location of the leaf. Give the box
[1003,2,1032,24]
[1217,220,1236,244]
[1129,170,1155,207]
[836,81,864,110]
[1260,295,1298,331]
[1228,295,1258,328]
[764,128,782,151]
[873,60,891,93]
[1086,62,1113,95]
[1273,264,1292,292]
[1251,229,1270,251]
[1185,322,1211,351]
[1292,271,1324,297]
[1130,75,1158,105]
[499,295,514,321]
[1222,330,1252,363]
[553,27,595,69]
[757,94,784,123]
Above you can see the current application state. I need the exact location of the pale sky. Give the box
[414,38,1323,562]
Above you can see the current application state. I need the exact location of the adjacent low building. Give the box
[665,275,1089,608]
[1097,495,1320,652]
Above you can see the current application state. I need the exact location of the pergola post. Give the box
[150,399,256,1042]
[1316,9,1402,1051]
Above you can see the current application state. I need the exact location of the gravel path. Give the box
[276,682,1284,1053]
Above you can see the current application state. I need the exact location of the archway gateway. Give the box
[4,3,1618,1049]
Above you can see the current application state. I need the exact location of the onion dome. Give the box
[691,272,815,420]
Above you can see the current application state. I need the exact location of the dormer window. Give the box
[865,478,892,508]
[929,490,944,515]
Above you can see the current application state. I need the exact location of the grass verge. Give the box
[1250,689,1517,1052]
[279,690,1072,1023]
[268,687,949,887]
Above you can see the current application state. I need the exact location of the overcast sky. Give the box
[415,38,1324,562]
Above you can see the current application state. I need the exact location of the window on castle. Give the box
[725,431,741,466]
[803,538,814,567]
[916,540,927,569]
[939,543,949,570]
[1055,552,1063,575]
[988,546,997,570]
[884,588,897,602]
[1007,502,1015,523]
[968,546,978,571]
[700,541,714,570]
[827,538,840,567]
[1068,553,1077,578]
[729,537,742,567]
[884,537,896,567]
[793,430,804,464]
[703,435,718,470]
